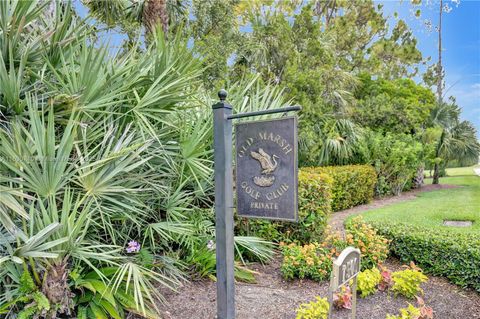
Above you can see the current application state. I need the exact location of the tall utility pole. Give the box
[433,0,444,185]
[437,0,443,104]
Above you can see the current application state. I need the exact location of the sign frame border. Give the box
[234,115,299,222]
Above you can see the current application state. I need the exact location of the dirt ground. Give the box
[158,184,480,319]
[158,257,480,319]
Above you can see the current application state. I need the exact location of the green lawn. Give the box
[424,164,479,178]
[359,175,480,234]
[445,164,480,176]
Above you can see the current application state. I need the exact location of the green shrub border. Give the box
[303,165,377,211]
[369,222,480,292]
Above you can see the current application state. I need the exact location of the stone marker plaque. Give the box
[331,247,361,290]
[235,116,298,221]
[328,247,361,319]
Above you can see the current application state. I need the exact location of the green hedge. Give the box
[237,170,333,243]
[304,165,377,211]
[370,222,480,292]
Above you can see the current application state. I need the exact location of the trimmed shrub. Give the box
[296,171,333,242]
[371,222,480,292]
[303,165,377,211]
[238,170,333,243]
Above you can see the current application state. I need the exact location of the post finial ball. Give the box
[218,89,228,101]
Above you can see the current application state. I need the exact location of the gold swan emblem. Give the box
[250,148,279,174]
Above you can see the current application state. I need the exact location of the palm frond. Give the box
[234,236,275,264]
[0,100,77,197]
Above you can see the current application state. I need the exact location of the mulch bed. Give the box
[158,183,479,318]
[158,256,480,319]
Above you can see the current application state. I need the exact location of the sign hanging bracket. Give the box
[227,105,301,120]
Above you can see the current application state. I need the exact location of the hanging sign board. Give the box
[235,116,298,221]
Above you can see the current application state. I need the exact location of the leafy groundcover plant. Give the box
[386,297,433,319]
[295,297,330,319]
[0,1,277,317]
[392,263,428,299]
[357,268,382,298]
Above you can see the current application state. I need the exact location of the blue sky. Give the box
[75,0,479,135]
[380,0,480,135]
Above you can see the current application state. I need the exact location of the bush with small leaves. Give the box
[357,268,382,297]
[370,221,480,291]
[296,297,330,319]
[280,242,333,281]
[303,165,377,211]
[345,216,390,270]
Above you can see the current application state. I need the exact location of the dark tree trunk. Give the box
[433,162,440,184]
[143,0,169,36]
[413,164,424,188]
[433,129,446,185]
[42,261,74,316]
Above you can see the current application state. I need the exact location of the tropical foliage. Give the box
[1,0,479,316]
[428,101,480,184]
[0,2,276,317]
[359,131,424,196]
[77,0,479,184]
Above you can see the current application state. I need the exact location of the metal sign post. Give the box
[212,90,235,319]
[212,90,300,319]
[328,247,361,319]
